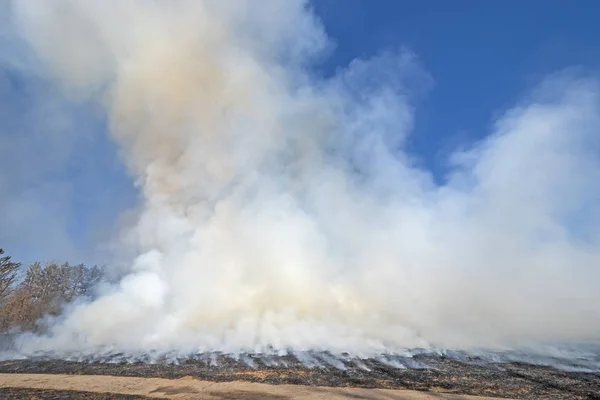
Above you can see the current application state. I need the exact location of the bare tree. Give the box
[22,262,104,309]
[0,249,20,300]
[0,259,104,332]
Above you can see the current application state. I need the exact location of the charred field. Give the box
[1,351,599,399]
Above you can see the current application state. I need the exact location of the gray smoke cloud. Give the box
[4,0,600,356]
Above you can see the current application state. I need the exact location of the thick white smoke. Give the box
[7,0,600,356]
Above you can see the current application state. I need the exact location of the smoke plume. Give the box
[5,0,600,356]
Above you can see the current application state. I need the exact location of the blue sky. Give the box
[1,1,600,265]
[314,0,600,176]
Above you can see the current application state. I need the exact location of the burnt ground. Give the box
[0,353,599,400]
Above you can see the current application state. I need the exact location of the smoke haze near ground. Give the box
[3,0,600,356]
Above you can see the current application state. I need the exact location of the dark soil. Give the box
[0,353,599,399]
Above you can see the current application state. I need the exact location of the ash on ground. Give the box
[1,351,599,399]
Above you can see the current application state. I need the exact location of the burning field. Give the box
[1,1,600,399]
[1,351,600,399]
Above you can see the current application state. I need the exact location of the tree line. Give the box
[0,248,103,332]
